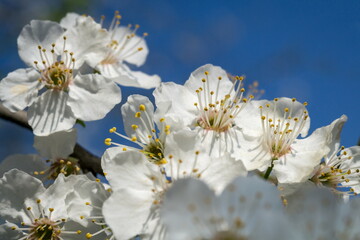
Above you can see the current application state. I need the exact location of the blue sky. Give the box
[0,0,359,161]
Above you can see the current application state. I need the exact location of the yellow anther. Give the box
[201,78,206,82]
[86,233,93,239]
[138,47,143,51]
[143,32,148,36]
[104,138,112,146]
[204,71,209,75]
[242,98,248,103]
[34,171,39,175]
[135,112,141,118]
[95,179,101,183]
[131,136,137,141]
[131,124,138,130]
[218,76,222,80]
[157,158,168,165]
[284,108,289,112]
[139,104,146,111]
[49,208,54,212]
[36,199,41,204]
[85,202,91,206]
[11,226,16,230]
[240,88,245,92]
[80,216,85,219]
[303,102,308,106]
[109,127,117,133]
[27,207,31,210]
[77,230,82,234]
[274,98,279,101]
[292,98,296,102]
[59,159,65,164]
[195,151,200,155]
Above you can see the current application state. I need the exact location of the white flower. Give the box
[161,176,295,240]
[101,129,246,239]
[61,11,161,89]
[237,97,344,184]
[0,169,106,240]
[154,64,257,158]
[105,94,170,165]
[0,19,121,136]
[307,115,360,196]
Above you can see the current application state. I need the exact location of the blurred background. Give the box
[0,0,359,162]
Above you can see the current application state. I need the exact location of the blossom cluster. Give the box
[0,11,359,240]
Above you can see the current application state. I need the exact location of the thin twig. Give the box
[0,103,103,175]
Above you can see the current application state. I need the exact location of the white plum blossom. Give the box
[0,169,106,240]
[310,115,360,196]
[236,97,345,184]
[154,64,258,159]
[105,94,171,165]
[161,177,296,240]
[0,19,121,136]
[101,129,246,239]
[60,11,161,89]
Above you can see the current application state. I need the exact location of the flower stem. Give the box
[264,159,277,180]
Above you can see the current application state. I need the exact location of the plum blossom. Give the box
[0,19,121,136]
[0,169,106,240]
[60,11,161,89]
[154,64,258,159]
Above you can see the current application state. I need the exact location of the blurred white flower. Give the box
[161,176,295,240]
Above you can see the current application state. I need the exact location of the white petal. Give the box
[121,94,155,142]
[59,12,81,29]
[101,150,160,191]
[0,154,47,177]
[325,115,348,159]
[153,82,197,129]
[185,64,234,97]
[161,178,216,240]
[102,189,154,239]
[0,169,45,223]
[68,74,121,121]
[34,128,77,159]
[98,62,161,89]
[18,20,64,68]
[65,177,110,226]
[0,68,42,112]
[28,90,76,136]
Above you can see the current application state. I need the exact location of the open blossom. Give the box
[101,129,246,239]
[0,169,106,240]
[154,64,258,158]
[161,177,296,240]
[0,18,121,135]
[60,11,161,89]
[310,115,360,196]
[105,94,171,165]
[237,97,345,184]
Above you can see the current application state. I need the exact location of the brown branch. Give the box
[0,103,103,175]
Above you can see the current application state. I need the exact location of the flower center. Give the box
[194,72,253,133]
[29,217,61,240]
[34,37,75,91]
[260,98,308,160]
[311,147,359,196]
[141,140,165,164]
